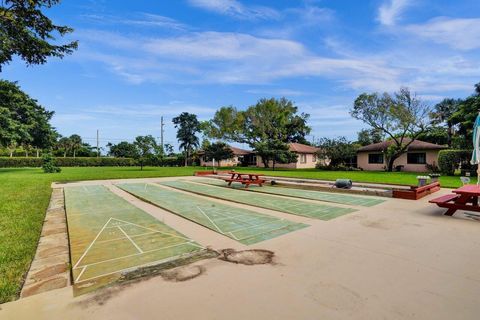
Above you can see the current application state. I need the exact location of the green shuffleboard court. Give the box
[194,178,386,207]
[158,180,357,220]
[117,183,308,245]
[64,185,204,289]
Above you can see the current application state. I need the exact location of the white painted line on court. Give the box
[118,226,144,253]
[73,217,113,269]
[73,241,199,272]
[75,266,88,282]
[74,250,204,284]
[196,206,224,234]
[111,218,191,241]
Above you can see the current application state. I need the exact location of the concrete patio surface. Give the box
[2,177,479,320]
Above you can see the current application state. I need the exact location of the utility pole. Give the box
[96,129,100,157]
[160,116,165,153]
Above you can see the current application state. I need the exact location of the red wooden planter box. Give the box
[393,182,441,200]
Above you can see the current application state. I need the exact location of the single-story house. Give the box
[357,139,447,172]
[199,142,321,168]
[198,146,256,167]
[256,142,321,169]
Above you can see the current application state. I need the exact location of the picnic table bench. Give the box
[223,171,266,188]
[429,184,480,216]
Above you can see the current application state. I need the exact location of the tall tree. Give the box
[317,137,357,167]
[133,135,160,170]
[450,83,480,148]
[204,98,310,168]
[56,136,71,157]
[204,142,234,167]
[0,0,78,71]
[351,87,431,171]
[430,98,460,147]
[172,112,201,166]
[107,141,138,158]
[69,134,82,158]
[0,80,56,156]
[356,128,383,146]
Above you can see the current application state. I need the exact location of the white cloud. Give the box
[82,13,187,30]
[378,0,412,26]
[188,0,280,20]
[405,17,480,50]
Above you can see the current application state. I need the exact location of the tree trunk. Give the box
[73,149,76,158]
[262,156,269,168]
[447,124,453,148]
[25,150,28,157]
[9,150,13,157]
[36,149,39,158]
[185,148,188,167]
[386,154,401,172]
[63,151,67,158]
[272,158,276,171]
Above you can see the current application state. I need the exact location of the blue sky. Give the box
[3,0,480,150]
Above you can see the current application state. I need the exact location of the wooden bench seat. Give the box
[429,194,459,204]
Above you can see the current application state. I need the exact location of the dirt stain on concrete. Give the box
[160,265,205,282]
[218,249,275,265]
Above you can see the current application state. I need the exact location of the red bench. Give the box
[430,185,480,216]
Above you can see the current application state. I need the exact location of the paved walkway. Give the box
[20,188,70,298]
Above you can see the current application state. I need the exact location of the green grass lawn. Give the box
[0,166,472,303]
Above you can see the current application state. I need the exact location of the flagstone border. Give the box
[20,188,71,298]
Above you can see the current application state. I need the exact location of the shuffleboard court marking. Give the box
[158,180,357,220]
[196,206,224,235]
[118,226,144,253]
[73,217,113,269]
[192,178,386,207]
[116,183,309,245]
[74,247,201,284]
[73,217,199,270]
[64,185,206,288]
[76,267,87,283]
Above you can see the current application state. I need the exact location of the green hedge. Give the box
[438,150,473,176]
[0,157,184,168]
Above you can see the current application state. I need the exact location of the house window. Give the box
[300,154,307,163]
[312,154,317,162]
[407,152,426,164]
[368,153,384,164]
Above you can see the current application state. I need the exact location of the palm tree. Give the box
[57,137,71,157]
[69,134,82,158]
[172,113,201,166]
[430,98,460,147]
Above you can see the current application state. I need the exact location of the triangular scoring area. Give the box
[72,218,190,271]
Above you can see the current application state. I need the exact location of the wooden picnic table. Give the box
[429,184,480,216]
[223,171,266,188]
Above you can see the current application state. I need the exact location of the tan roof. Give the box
[197,145,252,156]
[229,146,253,155]
[357,139,447,152]
[288,142,320,154]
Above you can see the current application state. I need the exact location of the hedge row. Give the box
[0,157,184,168]
[438,150,474,176]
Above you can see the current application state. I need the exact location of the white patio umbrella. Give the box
[471,112,480,185]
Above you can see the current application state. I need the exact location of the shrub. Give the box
[42,153,61,173]
[316,164,361,171]
[438,150,473,176]
[0,156,185,168]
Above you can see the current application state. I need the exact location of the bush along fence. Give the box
[438,150,476,176]
[0,157,184,168]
